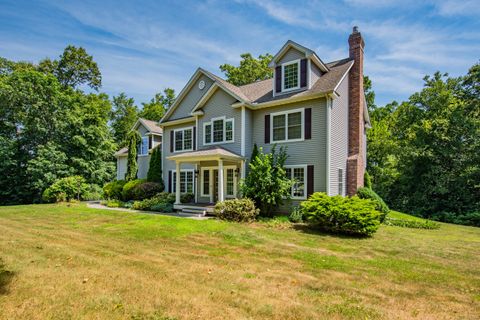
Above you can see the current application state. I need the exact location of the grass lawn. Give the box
[0,204,479,319]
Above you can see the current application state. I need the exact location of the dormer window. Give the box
[139,136,149,156]
[282,60,300,91]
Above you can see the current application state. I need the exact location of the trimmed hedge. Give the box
[121,179,146,201]
[131,182,163,200]
[357,187,389,221]
[103,180,126,200]
[214,198,259,222]
[132,192,176,212]
[301,192,382,236]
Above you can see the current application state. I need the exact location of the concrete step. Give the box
[181,208,207,216]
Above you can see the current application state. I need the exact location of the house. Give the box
[156,27,369,213]
[115,118,163,180]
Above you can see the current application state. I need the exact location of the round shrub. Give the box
[121,179,146,201]
[103,180,126,200]
[42,176,87,203]
[151,202,174,213]
[214,198,259,222]
[132,192,176,211]
[180,193,194,204]
[131,182,164,200]
[356,187,389,221]
[301,192,382,236]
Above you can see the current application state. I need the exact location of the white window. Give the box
[338,168,344,196]
[139,136,149,155]
[282,60,300,91]
[271,108,304,143]
[172,170,194,194]
[285,165,307,199]
[174,127,193,152]
[204,117,234,145]
[226,168,235,197]
[202,169,210,196]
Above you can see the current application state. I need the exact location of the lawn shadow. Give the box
[292,224,371,240]
[0,259,15,295]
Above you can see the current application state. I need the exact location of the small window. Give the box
[271,109,304,142]
[285,165,306,199]
[338,168,344,196]
[172,170,194,194]
[283,61,299,91]
[139,136,149,155]
[174,127,193,152]
[226,168,234,196]
[204,117,234,145]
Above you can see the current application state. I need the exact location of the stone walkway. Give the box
[86,201,211,220]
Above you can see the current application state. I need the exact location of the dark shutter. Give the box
[305,108,312,139]
[193,127,196,150]
[148,136,153,149]
[307,165,314,198]
[300,58,308,87]
[168,171,172,193]
[170,131,174,153]
[275,66,281,93]
[264,114,270,144]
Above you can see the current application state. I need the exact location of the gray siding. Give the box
[310,63,322,87]
[137,124,148,136]
[197,89,241,155]
[244,107,253,159]
[252,98,328,195]
[137,154,151,179]
[167,74,214,121]
[116,157,127,180]
[278,47,305,65]
[329,75,349,196]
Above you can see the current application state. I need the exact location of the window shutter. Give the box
[193,127,196,150]
[264,114,270,144]
[148,136,153,149]
[300,59,308,87]
[168,171,172,193]
[305,108,312,139]
[275,66,281,93]
[307,165,314,198]
[170,131,174,153]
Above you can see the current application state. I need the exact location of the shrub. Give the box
[121,179,146,201]
[151,202,174,213]
[42,176,87,203]
[384,217,440,229]
[357,187,389,221]
[105,199,123,208]
[214,198,259,222]
[82,184,103,200]
[132,192,176,211]
[147,146,163,185]
[289,206,303,223]
[103,180,126,200]
[301,192,382,236]
[430,211,480,227]
[131,182,163,200]
[180,193,194,204]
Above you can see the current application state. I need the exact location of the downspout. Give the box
[326,97,332,196]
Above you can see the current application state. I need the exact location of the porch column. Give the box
[175,161,181,204]
[241,160,246,180]
[218,159,224,202]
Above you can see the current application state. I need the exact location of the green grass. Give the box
[0,203,479,319]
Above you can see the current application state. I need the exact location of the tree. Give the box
[364,76,376,111]
[220,53,273,86]
[241,145,292,216]
[147,145,164,188]
[139,88,175,121]
[111,93,139,146]
[38,45,101,90]
[125,130,141,181]
[250,143,259,162]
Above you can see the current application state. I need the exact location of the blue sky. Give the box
[1,0,479,106]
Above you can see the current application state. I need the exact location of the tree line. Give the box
[0,46,174,204]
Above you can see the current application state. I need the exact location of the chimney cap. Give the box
[353,26,359,33]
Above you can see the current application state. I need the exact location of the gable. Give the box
[164,73,214,122]
[278,47,306,65]
[200,88,238,118]
[136,123,149,136]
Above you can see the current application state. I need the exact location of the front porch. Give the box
[167,147,246,213]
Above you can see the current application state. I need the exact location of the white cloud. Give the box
[434,0,480,16]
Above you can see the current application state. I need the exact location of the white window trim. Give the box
[171,169,195,195]
[138,136,149,156]
[270,108,305,143]
[285,164,307,200]
[200,166,238,199]
[200,167,211,197]
[281,59,301,92]
[203,116,235,146]
[173,126,194,153]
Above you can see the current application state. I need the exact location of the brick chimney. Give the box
[346,26,366,196]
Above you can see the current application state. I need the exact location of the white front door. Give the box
[201,166,237,203]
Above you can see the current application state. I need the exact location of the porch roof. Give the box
[167,147,244,162]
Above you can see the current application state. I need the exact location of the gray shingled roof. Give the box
[139,118,163,134]
[204,58,353,106]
